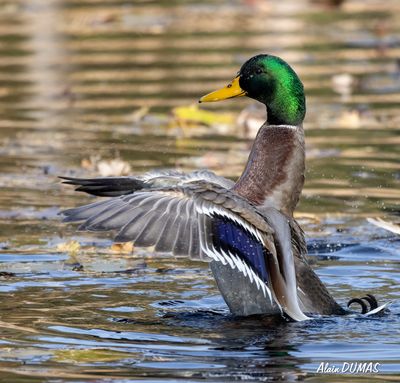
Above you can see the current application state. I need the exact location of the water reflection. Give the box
[0,0,399,381]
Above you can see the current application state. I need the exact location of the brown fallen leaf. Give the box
[111,242,134,254]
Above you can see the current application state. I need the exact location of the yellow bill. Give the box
[199,76,246,103]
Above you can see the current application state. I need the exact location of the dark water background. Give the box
[0,0,399,381]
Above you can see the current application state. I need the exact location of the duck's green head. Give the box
[200,54,306,126]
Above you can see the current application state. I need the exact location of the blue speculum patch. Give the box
[211,215,269,283]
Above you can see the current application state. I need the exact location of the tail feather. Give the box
[347,294,379,314]
[60,176,146,197]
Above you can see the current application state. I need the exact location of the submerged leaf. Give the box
[53,348,134,363]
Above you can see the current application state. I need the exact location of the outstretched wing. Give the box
[61,171,308,321]
[61,169,235,197]
[62,179,273,260]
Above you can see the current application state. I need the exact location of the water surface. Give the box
[0,0,399,381]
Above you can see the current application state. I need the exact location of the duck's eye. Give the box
[255,68,263,75]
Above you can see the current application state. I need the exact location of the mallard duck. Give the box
[61,54,378,321]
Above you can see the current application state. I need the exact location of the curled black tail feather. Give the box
[60,176,147,197]
[347,293,379,314]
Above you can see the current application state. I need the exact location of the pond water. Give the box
[0,0,399,381]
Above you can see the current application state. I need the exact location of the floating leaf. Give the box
[131,106,150,122]
[56,240,81,255]
[173,104,234,126]
[111,242,134,254]
[81,155,131,176]
[97,158,132,177]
